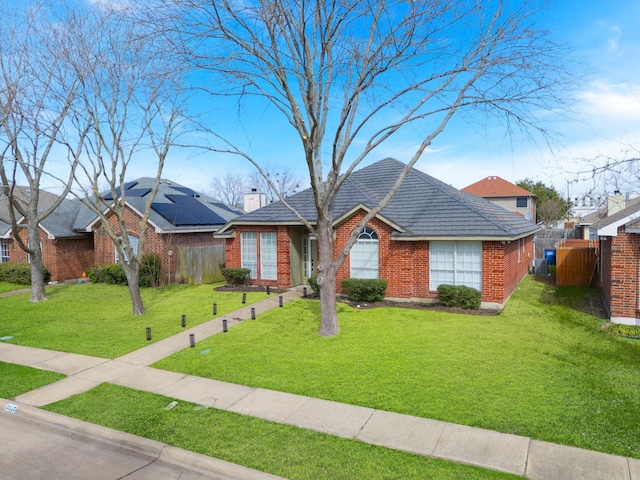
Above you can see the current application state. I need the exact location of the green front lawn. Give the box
[0,282,26,295]
[45,383,519,480]
[0,282,268,358]
[0,362,65,398]
[153,277,640,459]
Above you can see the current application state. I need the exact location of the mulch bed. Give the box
[214,284,498,316]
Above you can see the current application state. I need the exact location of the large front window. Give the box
[241,232,257,278]
[430,241,482,291]
[350,226,379,279]
[260,232,277,280]
[0,239,9,262]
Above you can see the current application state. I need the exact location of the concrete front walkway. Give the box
[1,289,639,480]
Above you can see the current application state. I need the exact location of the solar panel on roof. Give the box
[165,194,201,205]
[213,202,241,214]
[124,181,138,189]
[152,202,227,226]
[126,188,152,198]
[173,186,197,196]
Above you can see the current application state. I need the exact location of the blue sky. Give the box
[19,1,633,201]
[146,0,640,201]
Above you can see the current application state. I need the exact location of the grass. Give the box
[45,383,519,480]
[0,362,65,398]
[153,276,640,459]
[0,282,268,358]
[0,282,26,295]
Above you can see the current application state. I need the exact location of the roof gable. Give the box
[461,176,535,198]
[223,158,538,240]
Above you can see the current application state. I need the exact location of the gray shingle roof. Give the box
[2,179,243,239]
[225,158,538,239]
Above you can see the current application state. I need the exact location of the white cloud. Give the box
[576,79,640,120]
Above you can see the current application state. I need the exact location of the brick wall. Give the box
[601,227,640,320]
[9,228,94,282]
[227,211,534,306]
[92,206,225,283]
[222,225,288,289]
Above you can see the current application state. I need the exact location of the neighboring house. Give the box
[0,179,243,284]
[462,176,537,222]
[593,199,640,326]
[87,178,243,284]
[0,188,93,281]
[216,158,539,309]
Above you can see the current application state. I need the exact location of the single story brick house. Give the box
[594,201,640,326]
[0,189,95,281]
[216,158,539,308]
[1,179,242,284]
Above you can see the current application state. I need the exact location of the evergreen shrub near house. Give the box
[341,278,388,302]
[85,264,127,285]
[221,268,251,286]
[139,254,162,288]
[437,284,481,310]
[308,275,319,296]
[0,262,50,284]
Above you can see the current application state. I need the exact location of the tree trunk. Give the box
[123,264,146,315]
[316,215,339,336]
[28,224,47,302]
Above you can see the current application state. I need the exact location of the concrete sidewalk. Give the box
[2,289,640,479]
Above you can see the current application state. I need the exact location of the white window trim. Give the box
[350,226,379,279]
[429,241,482,291]
[260,232,278,280]
[241,232,257,279]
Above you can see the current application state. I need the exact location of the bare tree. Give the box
[209,171,249,208]
[65,4,188,315]
[248,165,302,203]
[158,0,568,335]
[0,1,88,302]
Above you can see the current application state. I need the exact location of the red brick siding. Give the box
[227,212,534,305]
[600,228,640,319]
[92,206,225,283]
[10,228,94,282]
[223,225,290,289]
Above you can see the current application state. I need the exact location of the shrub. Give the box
[437,284,481,310]
[603,323,640,339]
[341,278,388,302]
[221,268,251,286]
[308,276,319,296]
[0,262,50,285]
[85,264,127,285]
[139,254,162,288]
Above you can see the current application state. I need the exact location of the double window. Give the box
[241,231,277,280]
[350,226,379,279]
[430,241,482,291]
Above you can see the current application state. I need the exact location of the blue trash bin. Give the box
[544,249,556,266]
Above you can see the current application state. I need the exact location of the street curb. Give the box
[2,398,285,480]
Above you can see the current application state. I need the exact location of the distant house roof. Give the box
[219,158,538,240]
[595,200,640,237]
[79,178,244,234]
[0,187,64,238]
[2,179,243,239]
[461,176,536,198]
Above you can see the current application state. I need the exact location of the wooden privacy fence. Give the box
[555,239,598,287]
[177,245,225,284]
